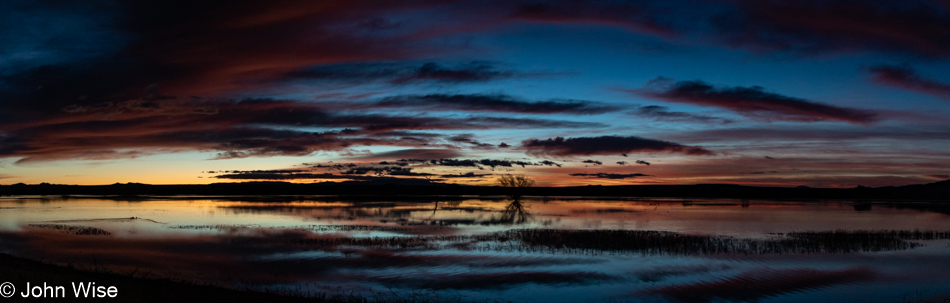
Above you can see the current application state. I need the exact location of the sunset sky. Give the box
[2,0,950,187]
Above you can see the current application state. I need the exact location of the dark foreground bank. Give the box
[0,254,329,303]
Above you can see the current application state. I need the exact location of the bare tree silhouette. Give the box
[495,174,535,188]
[499,199,530,224]
[495,174,534,224]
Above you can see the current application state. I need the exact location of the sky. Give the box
[2,0,950,187]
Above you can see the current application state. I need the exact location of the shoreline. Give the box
[0,253,330,303]
[1,180,948,201]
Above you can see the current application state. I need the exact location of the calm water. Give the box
[2,196,950,302]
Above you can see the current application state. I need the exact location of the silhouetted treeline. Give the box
[1,180,948,201]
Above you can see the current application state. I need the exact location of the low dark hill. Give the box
[1,180,948,201]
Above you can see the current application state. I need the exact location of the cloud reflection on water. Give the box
[2,197,950,301]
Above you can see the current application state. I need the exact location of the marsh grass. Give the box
[490,229,950,255]
[27,224,112,236]
[277,227,950,255]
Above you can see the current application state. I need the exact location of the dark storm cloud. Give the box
[631,105,734,124]
[371,131,443,138]
[868,64,950,100]
[284,61,560,85]
[215,166,437,180]
[216,158,515,181]
[374,167,436,177]
[333,165,436,177]
[340,167,403,175]
[4,0,942,167]
[629,77,878,124]
[227,170,307,174]
[388,169,436,177]
[439,172,492,178]
[582,160,602,165]
[668,127,950,142]
[7,1,944,112]
[360,149,463,160]
[318,113,599,132]
[4,115,383,162]
[447,134,495,149]
[369,131,444,145]
[0,98,602,162]
[0,1,126,77]
[569,173,650,179]
[213,172,372,180]
[713,0,950,58]
[434,159,535,169]
[392,61,552,84]
[0,1,447,114]
[298,157,545,179]
[509,0,684,37]
[455,117,604,129]
[394,62,514,84]
[0,1,483,162]
[521,135,713,157]
[511,0,950,58]
[106,0,449,96]
[367,94,620,114]
[5,1,948,112]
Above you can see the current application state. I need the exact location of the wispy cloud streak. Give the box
[627,77,878,124]
[869,64,950,100]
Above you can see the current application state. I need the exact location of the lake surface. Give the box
[2,196,950,302]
